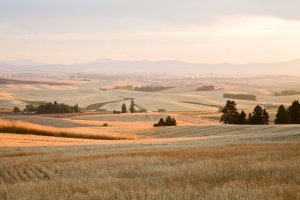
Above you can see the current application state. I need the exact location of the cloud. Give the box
[0,0,300,33]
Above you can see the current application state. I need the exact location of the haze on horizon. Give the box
[0,0,300,65]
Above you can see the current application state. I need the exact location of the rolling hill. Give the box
[0,58,299,76]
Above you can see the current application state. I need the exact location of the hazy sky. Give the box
[0,0,300,64]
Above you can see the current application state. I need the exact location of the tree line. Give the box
[220,100,269,125]
[220,100,300,125]
[275,101,300,124]
[13,101,81,114]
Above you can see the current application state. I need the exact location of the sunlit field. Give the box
[1,0,300,199]
[0,141,299,200]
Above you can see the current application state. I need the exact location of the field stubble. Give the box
[0,142,299,200]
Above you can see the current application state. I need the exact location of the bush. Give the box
[102,123,109,127]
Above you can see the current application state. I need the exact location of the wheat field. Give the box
[0,112,300,200]
[0,142,299,200]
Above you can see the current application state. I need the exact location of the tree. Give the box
[121,104,127,113]
[158,118,165,126]
[249,105,268,125]
[247,113,252,124]
[237,110,247,124]
[12,107,21,114]
[263,109,270,125]
[287,100,300,124]
[24,104,37,113]
[129,99,135,113]
[220,100,239,124]
[275,105,289,124]
[171,117,177,126]
[165,116,173,126]
[113,110,117,114]
[154,116,177,127]
[73,104,80,113]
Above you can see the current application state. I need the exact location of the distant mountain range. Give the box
[0,58,299,76]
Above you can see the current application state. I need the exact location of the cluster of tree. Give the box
[13,101,81,114]
[114,85,134,90]
[275,101,300,124]
[196,85,215,91]
[113,99,136,114]
[153,116,177,127]
[220,100,269,125]
[274,90,300,96]
[157,109,166,113]
[134,86,174,92]
[223,93,256,101]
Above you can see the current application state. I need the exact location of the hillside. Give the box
[1,59,300,76]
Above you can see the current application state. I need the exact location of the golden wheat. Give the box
[0,119,136,140]
[0,142,299,200]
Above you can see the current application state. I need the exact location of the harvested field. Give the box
[0,141,299,200]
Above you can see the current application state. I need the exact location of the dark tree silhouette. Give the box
[249,105,268,125]
[121,104,127,113]
[237,110,247,124]
[275,105,289,124]
[165,116,173,126]
[154,116,177,127]
[158,118,165,126]
[287,100,300,124]
[263,109,270,125]
[129,99,135,113]
[171,117,177,126]
[220,100,239,124]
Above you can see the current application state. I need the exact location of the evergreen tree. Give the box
[73,104,80,113]
[263,109,270,125]
[275,105,289,124]
[129,99,135,113]
[237,110,247,124]
[247,113,252,124]
[220,100,239,124]
[158,118,165,126]
[113,110,117,114]
[249,105,268,125]
[165,116,173,126]
[171,117,177,126]
[121,104,127,113]
[287,100,300,124]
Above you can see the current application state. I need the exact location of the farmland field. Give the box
[0,131,299,199]
[1,75,300,113]
[1,75,300,199]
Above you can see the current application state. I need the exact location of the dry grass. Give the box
[0,119,135,140]
[0,142,299,200]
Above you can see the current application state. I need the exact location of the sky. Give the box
[0,0,300,64]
